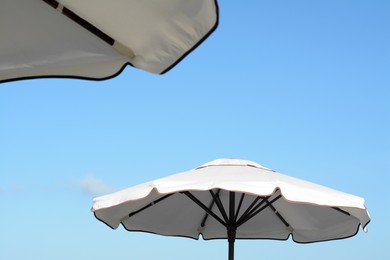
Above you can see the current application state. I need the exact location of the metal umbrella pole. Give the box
[227,192,237,260]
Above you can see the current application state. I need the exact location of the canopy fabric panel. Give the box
[0,0,219,83]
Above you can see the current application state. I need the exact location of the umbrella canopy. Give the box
[92,158,370,260]
[0,0,218,83]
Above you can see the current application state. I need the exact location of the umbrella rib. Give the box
[128,193,174,218]
[234,193,246,223]
[236,196,268,225]
[42,0,114,45]
[42,0,58,8]
[209,190,230,224]
[267,201,290,228]
[200,189,221,228]
[237,195,282,227]
[182,191,227,227]
[41,0,135,58]
[332,207,351,216]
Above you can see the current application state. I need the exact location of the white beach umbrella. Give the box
[92,158,370,260]
[0,0,218,83]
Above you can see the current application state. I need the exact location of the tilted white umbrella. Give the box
[0,0,218,83]
[92,158,370,260]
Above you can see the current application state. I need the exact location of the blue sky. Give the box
[1,1,389,259]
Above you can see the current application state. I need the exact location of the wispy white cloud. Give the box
[0,184,28,194]
[78,175,116,196]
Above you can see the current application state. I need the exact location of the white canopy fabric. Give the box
[0,0,218,83]
[92,158,370,244]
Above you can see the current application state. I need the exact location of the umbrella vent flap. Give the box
[196,158,272,171]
